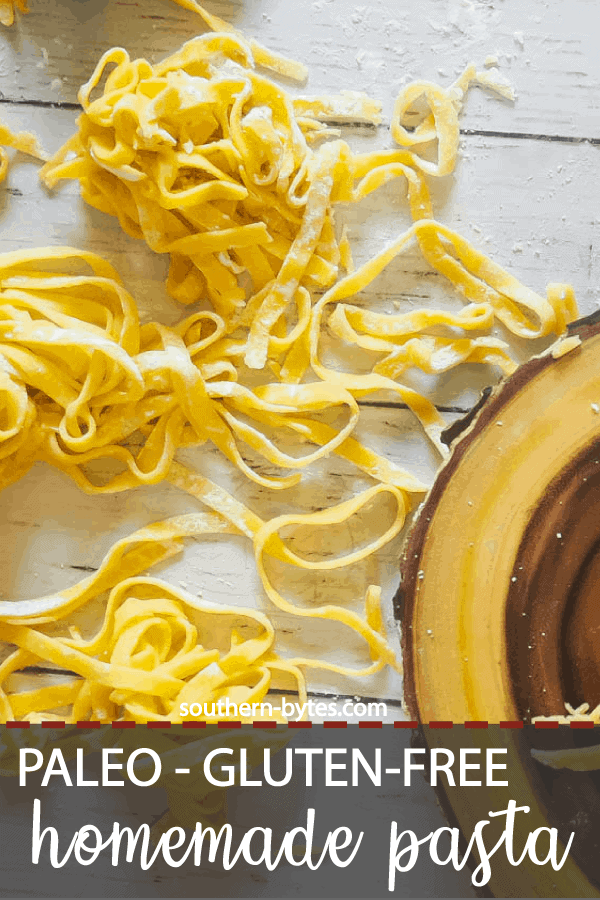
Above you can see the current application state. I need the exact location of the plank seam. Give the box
[0,95,597,146]
[462,127,600,146]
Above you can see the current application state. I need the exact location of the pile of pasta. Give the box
[0,516,309,723]
[0,247,404,721]
[39,29,576,385]
[0,15,580,722]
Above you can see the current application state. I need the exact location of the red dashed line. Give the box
[0,719,580,728]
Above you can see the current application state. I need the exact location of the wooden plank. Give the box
[0,0,598,137]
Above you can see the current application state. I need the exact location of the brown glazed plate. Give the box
[395,311,600,897]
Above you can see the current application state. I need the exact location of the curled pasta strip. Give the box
[166,464,405,680]
[244,140,345,369]
[253,484,407,674]
[305,215,576,456]
[413,219,577,339]
[391,63,514,177]
[168,0,308,82]
[328,302,517,377]
[0,118,47,184]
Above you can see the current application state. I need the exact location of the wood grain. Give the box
[0,0,598,138]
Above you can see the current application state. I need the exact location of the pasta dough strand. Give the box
[0,503,400,722]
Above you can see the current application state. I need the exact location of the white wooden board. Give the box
[1,0,599,138]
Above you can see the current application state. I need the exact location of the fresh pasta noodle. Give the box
[0,506,400,722]
[0,0,25,28]
[0,120,46,184]
[0,515,303,723]
[168,0,309,82]
[390,63,514,178]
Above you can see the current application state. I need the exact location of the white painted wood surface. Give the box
[0,0,597,718]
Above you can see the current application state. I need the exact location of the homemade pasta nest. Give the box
[0,517,310,723]
[40,31,373,373]
[0,247,404,722]
[40,31,569,382]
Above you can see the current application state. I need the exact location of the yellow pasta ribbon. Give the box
[168,0,309,82]
[0,497,402,722]
[0,119,47,184]
[390,63,514,177]
[0,0,25,27]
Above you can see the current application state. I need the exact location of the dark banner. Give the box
[1,723,599,898]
